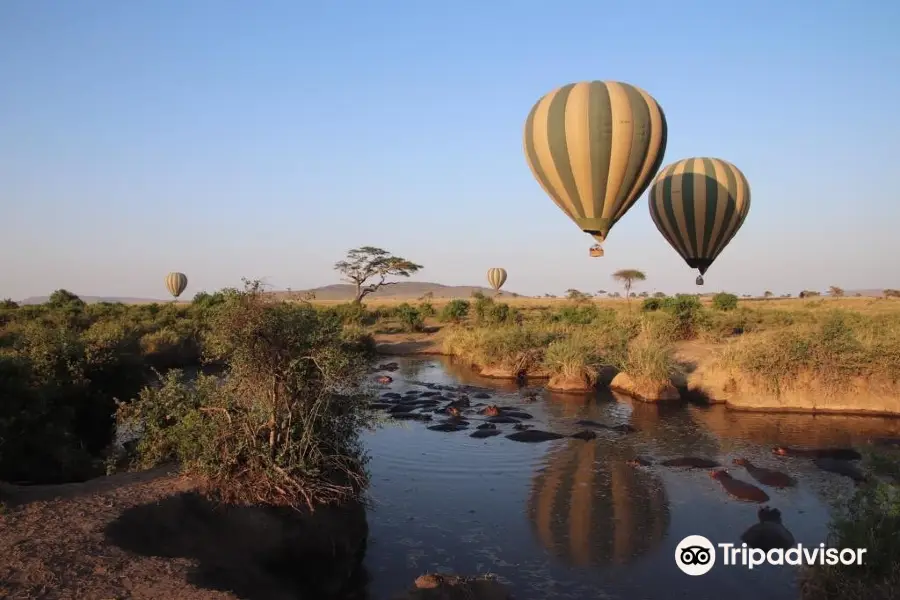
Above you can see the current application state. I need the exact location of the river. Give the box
[359,356,900,600]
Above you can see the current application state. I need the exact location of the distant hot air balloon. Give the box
[648,157,750,285]
[487,268,507,293]
[524,80,668,257]
[165,272,188,299]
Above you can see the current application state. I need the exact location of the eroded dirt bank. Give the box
[374,331,900,417]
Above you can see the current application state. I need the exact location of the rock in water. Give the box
[609,372,680,402]
[506,430,565,443]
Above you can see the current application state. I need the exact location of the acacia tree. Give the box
[829,286,845,298]
[334,246,423,304]
[612,269,646,307]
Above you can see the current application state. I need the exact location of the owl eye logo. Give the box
[680,545,712,565]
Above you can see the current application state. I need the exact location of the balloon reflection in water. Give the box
[527,439,669,567]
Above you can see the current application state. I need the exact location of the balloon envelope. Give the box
[524,80,668,243]
[648,157,750,276]
[487,268,507,291]
[165,272,188,298]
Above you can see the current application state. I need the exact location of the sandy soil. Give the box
[0,467,368,600]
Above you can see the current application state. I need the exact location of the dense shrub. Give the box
[440,299,470,323]
[118,282,373,508]
[395,302,424,332]
[712,292,739,311]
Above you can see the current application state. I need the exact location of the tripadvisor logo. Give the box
[675,535,867,575]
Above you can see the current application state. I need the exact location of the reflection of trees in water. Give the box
[527,439,669,567]
[438,358,523,393]
[397,358,426,382]
[689,406,900,449]
[540,391,722,459]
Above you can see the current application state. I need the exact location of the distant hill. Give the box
[17,296,167,305]
[278,282,523,301]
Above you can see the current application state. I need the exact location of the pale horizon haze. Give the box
[2,1,899,301]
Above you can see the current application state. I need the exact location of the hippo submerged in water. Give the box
[732,458,797,488]
[710,470,770,503]
[813,458,868,484]
[741,507,795,551]
[772,446,862,461]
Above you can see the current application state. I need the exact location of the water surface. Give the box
[361,357,900,600]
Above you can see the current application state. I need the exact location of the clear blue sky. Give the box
[2,1,899,300]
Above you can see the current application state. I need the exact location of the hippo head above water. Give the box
[709,470,731,480]
[758,507,782,523]
[771,446,789,456]
[732,458,749,466]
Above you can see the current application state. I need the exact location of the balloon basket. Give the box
[695,275,704,286]
[589,245,604,258]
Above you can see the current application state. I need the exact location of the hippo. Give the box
[505,430,565,443]
[470,429,503,439]
[627,457,653,467]
[375,375,393,385]
[448,397,471,409]
[487,416,521,424]
[502,411,534,420]
[369,402,393,410]
[660,457,721,469]
[475,423,497,430]
[391,413,432,422]
[377,362,399,372]
[710,470,770,503]
[813,458,868,484]
[741,507,796,551]
[428,422,468,432]
[420,391,440,397]
[512,423,533,431]
[609,424,638,434]
[473,392,492,399]
[382,392,403,400]
[733,458,797,488]
[481,405,501,417]
[772,446,862,461]
[388,404,416,414]
[447,406,462,418]
[570,430,597,441]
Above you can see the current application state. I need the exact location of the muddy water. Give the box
[360,357,900,600]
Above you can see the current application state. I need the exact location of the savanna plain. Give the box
[1,281,900,600]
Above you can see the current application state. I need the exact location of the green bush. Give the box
[418,301,436,318]
[119,282,373,508]
[659,294,704,339]
[441,299,470,323]
[712,292,739,311]
[641,297,663,312]
[395,302,424,332]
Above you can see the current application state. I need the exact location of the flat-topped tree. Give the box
[612,269,646,308]
[335,246,423,304]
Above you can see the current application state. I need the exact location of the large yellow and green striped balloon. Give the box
[523,81,668,250]
[486,267,507,292]
[165,272,188,299]
[649,157,750,285]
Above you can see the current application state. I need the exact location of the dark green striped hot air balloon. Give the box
[648,157,751,285]
[527,439,669,567]
[524,81,668,257]
[165,272,188,299]
[487,268,507,293]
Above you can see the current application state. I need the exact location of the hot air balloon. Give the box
[648,157,750,285]
[165,272,188,299]
[487,268,507,294]
[524,80,668,257]
[527,439,669,567]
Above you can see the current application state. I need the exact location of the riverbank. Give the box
[0,467,371,600]
[373,326,900,417]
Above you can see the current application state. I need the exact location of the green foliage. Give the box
[712,292,739,311]
[47,289,85,309]
[473,295,516,326]
[119,281,372,508]
[641,297,663,312]
[418,301,436,318]
[658,294,704,339]
[800,454,900,599]
[395,302,424,332]
[0,299,18,309]
[440,299,470,323]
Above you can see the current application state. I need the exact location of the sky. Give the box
[2,1,899,301]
